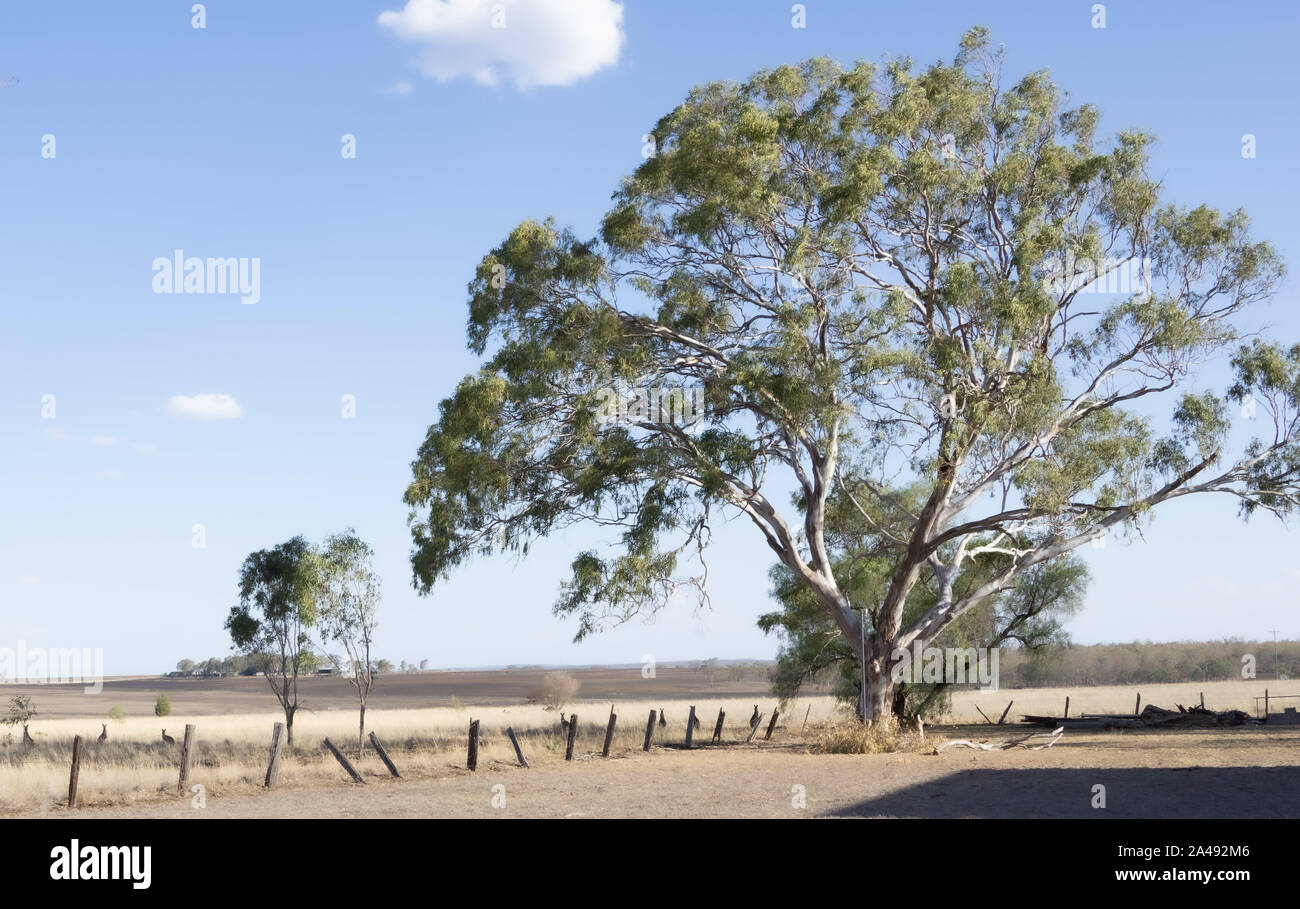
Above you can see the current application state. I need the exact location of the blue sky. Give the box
[0,1,1297,675]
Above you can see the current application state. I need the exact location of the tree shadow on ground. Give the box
[824,766,1300,818]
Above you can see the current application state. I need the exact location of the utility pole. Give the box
[856,604,868,722]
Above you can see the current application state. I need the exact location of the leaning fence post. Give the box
[643,709,657,752]
[685,705,696,749]
[764,709,779,741]
[468,719,480,771]
[565,712,578,760]
[67,735,83,808]
[997,700,1014,725]
[177,723,196,793]
[802,704,812,731]
[1134,692,1141,715]
[711,708,725,744]
[368,731,401,778]
[324,737,366,783]
[602,706,617,757]
[745,713,764,744]
[506,726,530,767]
[265,722,285,789]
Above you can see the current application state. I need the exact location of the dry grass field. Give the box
[2,670,1297,818]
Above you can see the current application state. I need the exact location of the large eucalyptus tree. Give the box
[405,29,1299,723]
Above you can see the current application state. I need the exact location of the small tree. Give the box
[3,696,36,729]
[314,529,382,751]
[108,705,126,723]
[154,693,171,717]
[225,535,319,745]
[176,659,195,675]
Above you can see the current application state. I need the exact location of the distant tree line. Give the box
[998,639,1300,688]
[793,638,1299,695]
[168,655,427,677]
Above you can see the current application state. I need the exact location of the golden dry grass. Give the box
[947,678,1286,724]
[0,695,840,814]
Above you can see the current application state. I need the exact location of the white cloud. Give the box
[166,394,243,421]
[90,434,117,447]
[378,0,624,89]
[132,442,157,456]
[385,80,415,95]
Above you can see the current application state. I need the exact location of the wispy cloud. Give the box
[166,393,243,421]
[132,442,157,456]
[378,0,624,89]
[385,80,414,95]
[90,434,117,447]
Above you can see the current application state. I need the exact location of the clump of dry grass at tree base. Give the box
[811,716,922,755]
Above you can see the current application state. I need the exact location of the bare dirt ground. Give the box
[41,725,1300,819]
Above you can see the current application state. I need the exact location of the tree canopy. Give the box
[405,28,1299,721]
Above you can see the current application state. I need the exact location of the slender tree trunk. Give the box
[358,703,366,752]
[285,708,295,746]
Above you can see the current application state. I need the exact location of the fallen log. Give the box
[933,727,1064,755]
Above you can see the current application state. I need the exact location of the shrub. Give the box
[108,705,126,723]
[811,719,904,754]
[528,671,580,710]
[154,694,171,717]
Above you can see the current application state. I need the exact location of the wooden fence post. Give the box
[1064,696,1070,719]
[1264,689,1269,722]
[565,712,578,760]
[643,709,657,752]
[711,708,725,744]
[745,714,764,743]
[368,731,401,778]
[177,723,196,793]
[506,726,529,767]
[324,737,366,783]
[802,704,811,731]
[265,722,285,789]
[67,735,83,808]
[602,706,617,757]
[1199,691,1205,710]
[1134,692,1141,715]
[468,719,480,771]
[685,705,696,749]
[764,709,779,741]
[997,700,1014,725]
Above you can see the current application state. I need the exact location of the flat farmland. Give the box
[3,672,1297,818]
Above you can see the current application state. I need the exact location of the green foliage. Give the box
[404,28,1298,700]
[154,694,171,717]
[2,696,36,727]
[108,705,126,723]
